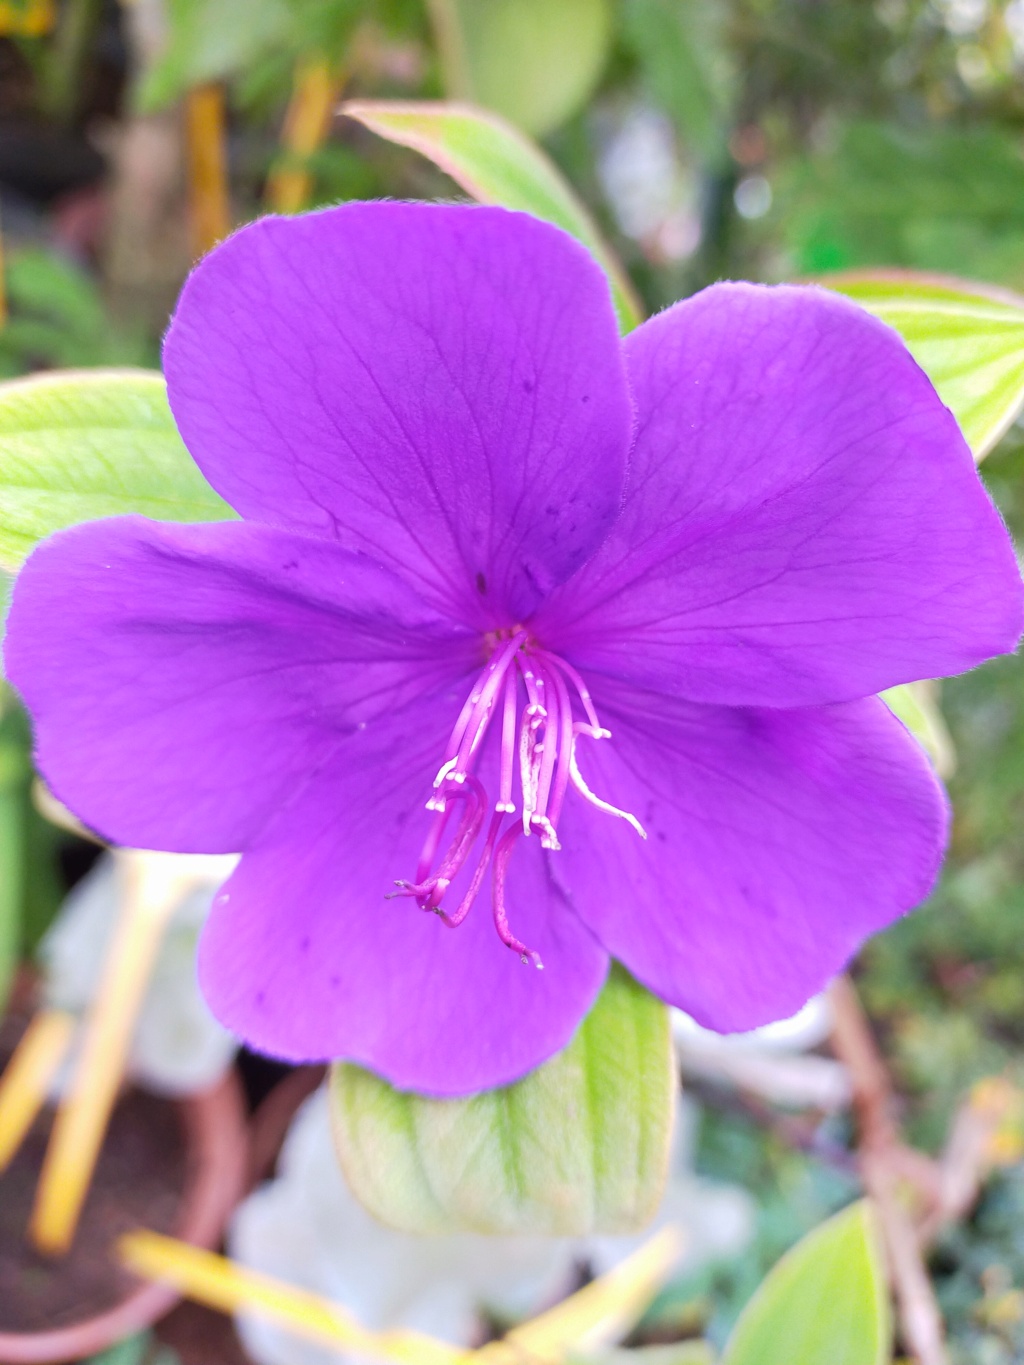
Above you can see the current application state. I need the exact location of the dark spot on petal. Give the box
[255,990,266,1006]
[329,974,341,988]
[581,394,590,404]
[283,560,298,570]
[299,935,311,952]
[475,571,488,595]
[523,377,535,393]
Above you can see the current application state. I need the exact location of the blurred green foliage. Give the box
[775,121,1024,281]
[0,684,67,1013]
[933,1167,1024,1365]
[0,250,152,379]
[84,1332,181,1365]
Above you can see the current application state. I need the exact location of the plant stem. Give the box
[829,975,948,1365]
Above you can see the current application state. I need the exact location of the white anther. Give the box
[432,756,459,788]
[568,740,647,840]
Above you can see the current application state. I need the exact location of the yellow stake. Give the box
[120,1224,681,1365]
[30,851,209,1254]
[185,83,231,256]
[120,1230,467,1365]
[0,1009,76,1172]
[265,55,342,214]
[484,1228,683,1365]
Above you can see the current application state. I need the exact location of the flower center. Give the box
[389,629,645,967]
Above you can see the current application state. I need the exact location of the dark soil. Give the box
[0,1022,187,1332]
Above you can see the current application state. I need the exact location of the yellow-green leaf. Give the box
[343,99,643,334]
[823,271,1024,460]
[329,964,674,1236]
[721,1201,891,1365]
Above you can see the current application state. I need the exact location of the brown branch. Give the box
[828,976,948,1365]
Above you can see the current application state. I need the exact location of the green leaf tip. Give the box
[342,99,644,336]
[722,1200,892,1365]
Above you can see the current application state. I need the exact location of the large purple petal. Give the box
[535,284,1023,707]
[199,689,609,1094]
[549,682,947,1031]
[164,202,632,627]
[5,517,475,851]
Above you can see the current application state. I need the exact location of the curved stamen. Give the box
[428,756,459,806]
[413,799,454,885]
[517,656,547,836]
[542,661,576,832]
[437,810,505,929]
[531,660,561,847]
[491,824,543,968]
[390,774,487,907]
[570,724,647,840]
[537,650,603,734]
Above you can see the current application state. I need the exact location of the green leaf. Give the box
[622,0,735,161]
[137,0,293,110]
[0,369,233,570]
[343,100,643,334]
[330,963,674,1236]
[823,272,1024,460]
[429,0,613,139]
[722,1201,892,1365]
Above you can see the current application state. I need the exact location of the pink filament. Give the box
[437,810,504,930]
[451,630,527,778]
[491,824,543,968]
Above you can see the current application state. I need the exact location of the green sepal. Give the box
[329,963,675,1236]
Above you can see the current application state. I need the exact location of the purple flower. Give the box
[6,203,1022,1095]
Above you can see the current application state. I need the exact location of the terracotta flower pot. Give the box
[0,1068,248,1364]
